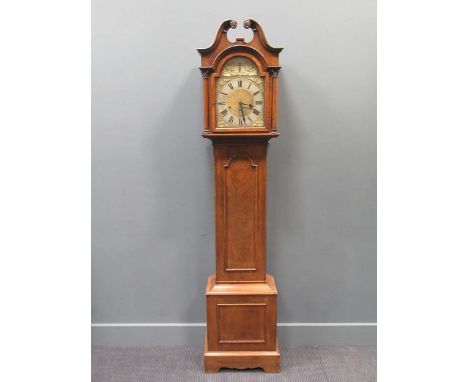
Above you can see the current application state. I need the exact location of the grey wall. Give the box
[92,0,376,345]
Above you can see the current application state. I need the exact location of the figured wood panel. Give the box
[217,303,267,344]
[214,143,267,282]
[224,155,257,271]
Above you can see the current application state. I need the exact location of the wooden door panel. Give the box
[214,142,267,282]
[224,155,257,271]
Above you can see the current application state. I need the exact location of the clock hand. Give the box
[239,102,246,124]
[240,101,254,109]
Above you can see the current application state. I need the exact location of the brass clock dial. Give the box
[216,57,264,128]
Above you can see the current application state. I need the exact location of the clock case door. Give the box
[213,141,267,282]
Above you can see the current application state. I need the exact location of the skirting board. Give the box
[92,324,376,346]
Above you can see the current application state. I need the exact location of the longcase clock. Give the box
[198,19,282,373]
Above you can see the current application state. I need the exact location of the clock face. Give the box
[216,57,264,128]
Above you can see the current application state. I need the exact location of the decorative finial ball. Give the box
[229,20,237,29]
[243,19,251,29]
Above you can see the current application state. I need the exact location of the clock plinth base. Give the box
[204,335,280,373]
[204,274,280,373]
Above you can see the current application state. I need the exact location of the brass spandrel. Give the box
[221,57,259,77]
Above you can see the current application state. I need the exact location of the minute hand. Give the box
[239,102,246,124]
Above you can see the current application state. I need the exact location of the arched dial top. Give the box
[216,57,264,128]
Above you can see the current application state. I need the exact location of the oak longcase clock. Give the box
[198,19,282,373]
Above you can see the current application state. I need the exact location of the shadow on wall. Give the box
[267,66,346,323]
[143,67,214,324]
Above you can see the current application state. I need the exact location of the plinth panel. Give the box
[218,303,267,344]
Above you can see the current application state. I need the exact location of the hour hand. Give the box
[240,101,253,109]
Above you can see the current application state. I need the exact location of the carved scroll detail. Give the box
[243,19,283,54]
[197,19,237,55]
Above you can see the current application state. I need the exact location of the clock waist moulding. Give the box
[198,19,282,373]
